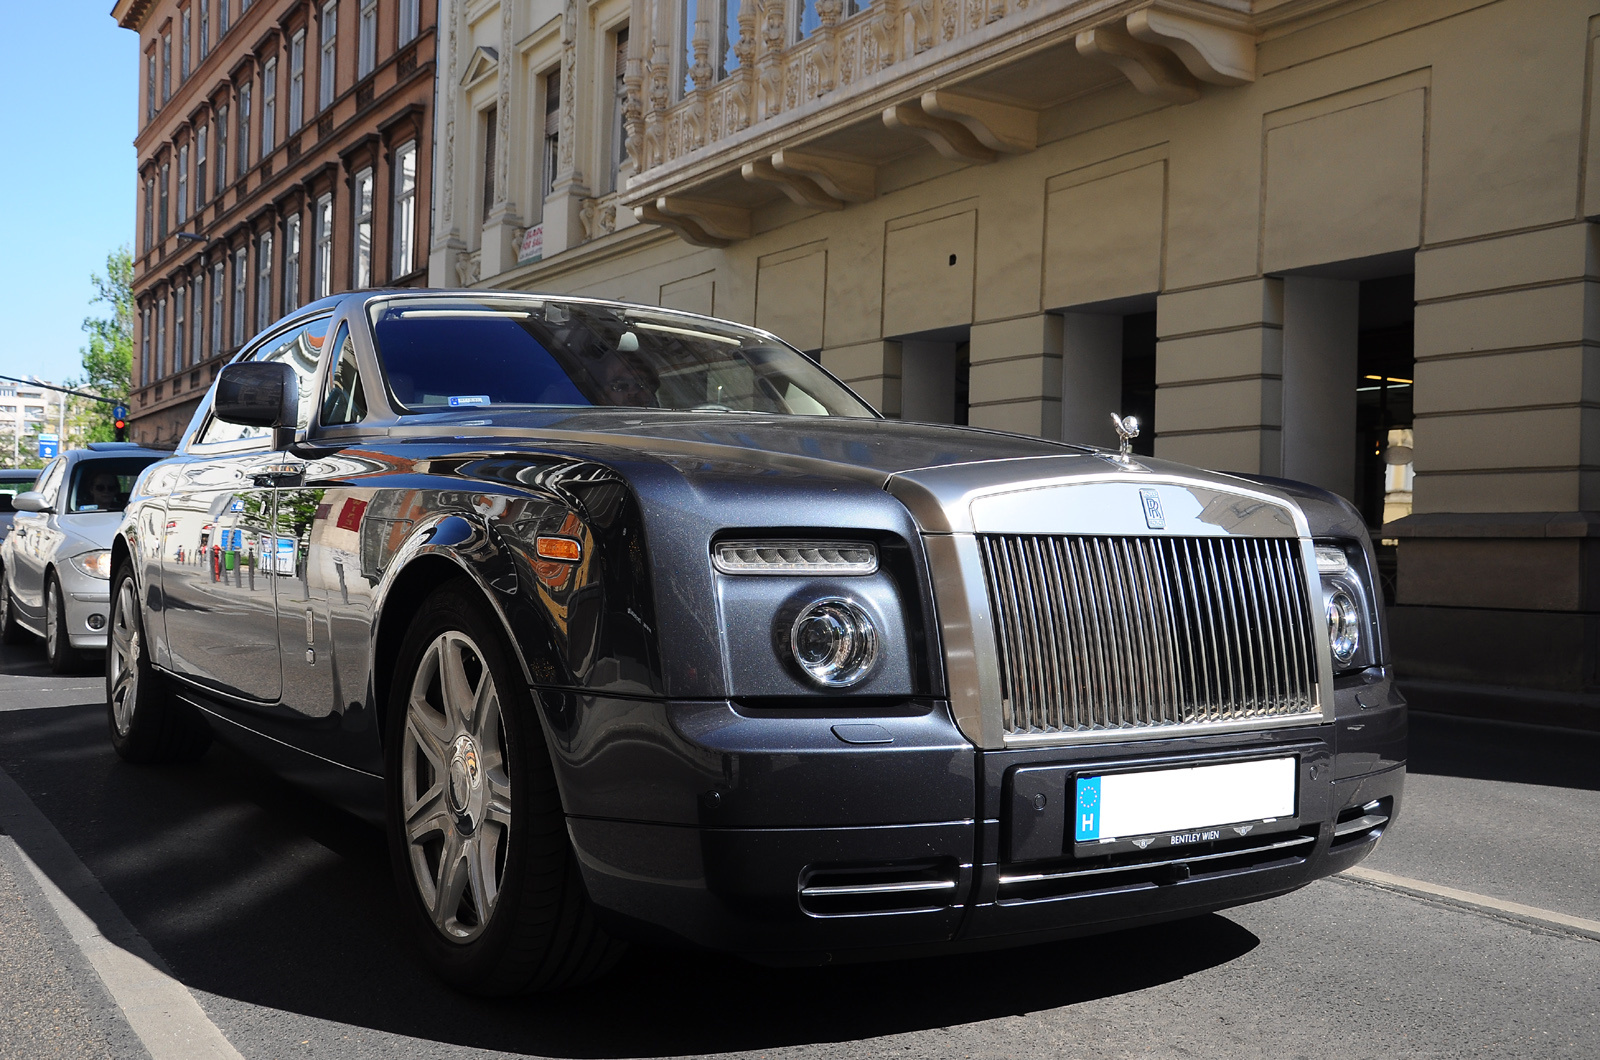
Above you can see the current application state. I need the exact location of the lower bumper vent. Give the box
[1331,798,1392,852]
[798,860,959,917]
[997,828,1317,904]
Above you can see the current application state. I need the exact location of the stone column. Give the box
[543,0,591,256]
[1280,275,1359,499]
[822,340,902,417]
[1153,277,1284,474]
[1389,221,1600,726]
[479,0,522,279]
[968,315,1063,439]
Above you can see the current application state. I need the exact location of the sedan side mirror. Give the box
[215,361,300,449]
[11,491,47,513]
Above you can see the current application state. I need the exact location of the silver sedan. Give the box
[0,443,163,672]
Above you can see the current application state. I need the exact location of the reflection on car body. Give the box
[107,290,1406,996]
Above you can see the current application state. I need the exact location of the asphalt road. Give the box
[0,638,1595,1060]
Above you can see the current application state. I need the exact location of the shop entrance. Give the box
[1355,273,1416,601]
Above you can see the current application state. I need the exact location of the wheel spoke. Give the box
[404,709,450,771]
[465,834,497,926]
[468,673,499,741]
[405,786,449,843]
[438,638,475,733]
[433,832,468,930]
[485,772,512,828]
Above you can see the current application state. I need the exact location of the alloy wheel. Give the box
[401,630,513,943]
[109,577,141,737]
[45,580,59,661]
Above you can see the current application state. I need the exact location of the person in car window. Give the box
[593,350,660,408]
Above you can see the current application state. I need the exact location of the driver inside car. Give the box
[592,350,660,408]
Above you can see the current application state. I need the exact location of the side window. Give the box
[320,324,368,426]
[34,460,64,507]
[198,316,332,446]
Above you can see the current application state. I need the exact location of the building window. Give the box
[177,144,189,222]
[158,163,170,238]
[200,0,209,58]
[610,26,629,191]
[191,270,205,366]
[195,125,208,207]
[256,231,274,331]
[146,49,156,122]
[215,104,228,193]
[232,245,248,344]
[181,9,191,80]
[392,140,417,278]
[157,297,168,378]
[352,167,373,288]
[313,193,333,298]
[399,0,419,45]
[238,82,251,174]
[174,285,186,372]
[793,0,858,41]
[211,261,225,355]
[481,105,497,225]
[262,58,277,155]
[162,32,171,101]
[220,0,229,38]
[358,0,377,78]
[319,2,338,111]
[542,71,559,203]
[141,307,152,386]
[142,177,154,253]
[284,212,301,313]
[680,0,742,96]
[289,30,306,132]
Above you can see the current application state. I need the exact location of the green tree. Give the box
[67,247,134,444]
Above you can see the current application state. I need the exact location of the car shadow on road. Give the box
[0,703,1260,1058]
[1408,710,1600,792]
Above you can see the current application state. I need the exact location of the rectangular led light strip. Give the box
[712,541,878,575]
[1314,545,1349,574]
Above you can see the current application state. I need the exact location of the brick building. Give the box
[114,0,436,446]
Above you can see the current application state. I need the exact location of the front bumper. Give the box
[556,674,1406,961]
[59,566,111,651]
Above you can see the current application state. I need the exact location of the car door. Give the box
[9,457,64,621]
[161,315,332,703]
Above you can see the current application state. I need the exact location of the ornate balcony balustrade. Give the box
[621,0,1263,246]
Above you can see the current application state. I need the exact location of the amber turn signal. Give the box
[535,536,582,562]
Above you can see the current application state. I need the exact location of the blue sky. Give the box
[0,2,137,387]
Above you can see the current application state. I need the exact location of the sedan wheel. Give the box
[386,581,623,994]
[401,630,514,942]
[106,565,211,763]
[46,575,80,674]
[0,572,29,645]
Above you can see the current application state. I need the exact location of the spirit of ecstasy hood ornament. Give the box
[1111,413,1140,460]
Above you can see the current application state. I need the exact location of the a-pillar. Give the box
[822,340,902,418]
[1389,221,1600,726]
[1281,276,1359,498]
[968,315,1063,438]
[1154,278,1284,473]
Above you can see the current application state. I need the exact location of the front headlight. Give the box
[71,550,114,580]
[1315,541,1374,672]
[788,598,879,687]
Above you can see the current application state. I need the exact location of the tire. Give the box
[45,574,82,674]
[106,565,212,764]
[385,580,624,995]
[0,569,30,645]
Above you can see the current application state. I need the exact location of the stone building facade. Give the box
[429,0,1597,726]
[116,0,437,447]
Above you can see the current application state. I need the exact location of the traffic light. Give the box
[113,404,128,442]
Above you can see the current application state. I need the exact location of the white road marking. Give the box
[0,767,246,1060]
[1341,865,1600,942]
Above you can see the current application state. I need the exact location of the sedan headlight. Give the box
[71,550,114,580]
[788,598,879,688]
[1315,542,1374,672]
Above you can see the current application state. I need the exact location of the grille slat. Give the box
[979,534,1322,739]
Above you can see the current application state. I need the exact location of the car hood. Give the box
[53,511,125,551]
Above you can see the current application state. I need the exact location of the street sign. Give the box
[38,433,58,459]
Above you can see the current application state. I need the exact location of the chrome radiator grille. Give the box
[978,535,1322,738]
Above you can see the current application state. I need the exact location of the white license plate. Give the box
[1074,756,1298,845]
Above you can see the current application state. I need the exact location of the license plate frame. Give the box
[1072,755,1300,855]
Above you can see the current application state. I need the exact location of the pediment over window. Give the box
[460,46,499,90]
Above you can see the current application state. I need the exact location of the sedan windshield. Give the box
[65,458,158,514]
[368,296,875,418]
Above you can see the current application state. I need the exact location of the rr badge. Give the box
[1139,488,1166,530]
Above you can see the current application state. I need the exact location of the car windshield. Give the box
[65,457,158,514]
[368,296,876,418]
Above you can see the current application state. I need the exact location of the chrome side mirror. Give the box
[11,491,47,514]
[215,361,299,449]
